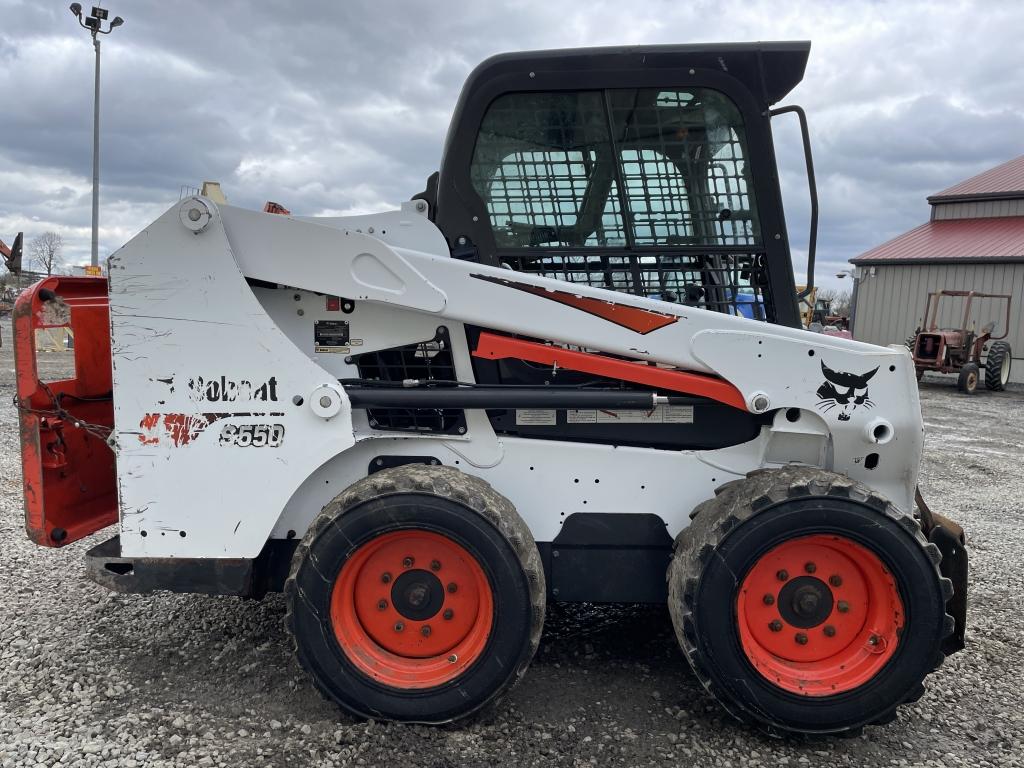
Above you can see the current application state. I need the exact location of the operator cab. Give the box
[419,42,812,327]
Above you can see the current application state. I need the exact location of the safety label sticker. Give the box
[566,405,694,424]
[515,409,557,426]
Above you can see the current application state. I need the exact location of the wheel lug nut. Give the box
[443,609,454,620]
[447,654,458,663]
[394,622,404,632]
[824,625,836,637]
[430,560,441,571]
[804,562,816,574]
[795,632,808,645]
[402,556,414,568]
[868,634,879,646]
[381,572,392,584]
[447,582,458,593]
[762,594,775,606]
[769,620,783,632]
[837,600,850,613]
[829,574,842,587]
[377,599,388,610]
[776,569,788,582]
[421,625,432,637]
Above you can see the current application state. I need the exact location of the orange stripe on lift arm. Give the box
[472,333,747,411]
[471,274,679,334]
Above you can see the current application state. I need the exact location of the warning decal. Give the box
[515,409,557,426]
[567,405,694,425]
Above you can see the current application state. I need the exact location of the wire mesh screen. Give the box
[353,339,464,433]
[500,250,774,322]
[470,91,627,249]
[470,87,760,251]
[610,89,759,247]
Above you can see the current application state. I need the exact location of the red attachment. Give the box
[330,530,494,689]
[735,534,904,696]
[13,277,117,547]
[473,332,747,410]
[263,201,291,215]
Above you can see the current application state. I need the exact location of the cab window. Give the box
[469,87,759,250]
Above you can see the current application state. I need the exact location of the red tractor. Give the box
[908,289,1013,393]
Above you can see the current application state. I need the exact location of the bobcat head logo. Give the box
[816,361,877,421]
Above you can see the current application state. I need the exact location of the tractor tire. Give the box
[667,466,953,736]
[957,363,980,394]
[984,341,1012,391]
[284,465,545,723]
[904,334,917,352]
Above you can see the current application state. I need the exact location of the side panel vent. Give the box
[353,330,466,434]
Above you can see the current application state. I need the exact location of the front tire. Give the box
[668,467,953,736]
[957,363,980,394]
[284,465,545,723]
[984,341,1012,391]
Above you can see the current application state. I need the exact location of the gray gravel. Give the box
[1,344,1023,767]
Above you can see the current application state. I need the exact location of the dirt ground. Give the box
[1,344,1022,767]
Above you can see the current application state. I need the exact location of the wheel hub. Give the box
[329,529,494,688]
[391,570,444,621]
[778,576,834,628]
[735,534,904,696]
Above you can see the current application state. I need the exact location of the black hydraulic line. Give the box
[343,387,699,410]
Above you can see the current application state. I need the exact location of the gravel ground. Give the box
[1,344,1022,767]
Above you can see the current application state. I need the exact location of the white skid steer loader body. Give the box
[108,197,921,559]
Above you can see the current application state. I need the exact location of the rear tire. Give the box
[957,363,979,394]
[667,467,953,736]
[284,465,544,723]
[984,341,1011,391]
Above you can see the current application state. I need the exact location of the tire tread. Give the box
[283,465,545,723]
[667,466,954,736]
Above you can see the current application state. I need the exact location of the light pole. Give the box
[69,4,124,269]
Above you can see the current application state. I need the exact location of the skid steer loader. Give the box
[12,42,967,735]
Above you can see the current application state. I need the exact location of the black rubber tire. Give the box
[668,467,954,736]
[284,465,545,723]
[984,341,1012,391]
[957,363,980,394]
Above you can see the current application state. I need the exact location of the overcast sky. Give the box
[1,0,1022,290]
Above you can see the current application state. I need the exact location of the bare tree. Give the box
[831,289,853,317]
[29,232,64,276]
[815,287,837,303]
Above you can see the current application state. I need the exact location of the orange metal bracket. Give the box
[472,333,747,411]
[13,276,117,547]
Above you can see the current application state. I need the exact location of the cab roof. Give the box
[460,41,811,108]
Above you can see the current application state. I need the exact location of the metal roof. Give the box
[929,154,1024,203]
[851,216,1024,265]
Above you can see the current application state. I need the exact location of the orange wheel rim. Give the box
[330,530,494,689]
[735,534,904,696]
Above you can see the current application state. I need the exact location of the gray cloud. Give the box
[1,0,1022,291]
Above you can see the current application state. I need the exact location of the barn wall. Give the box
[851,262,1024,383]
